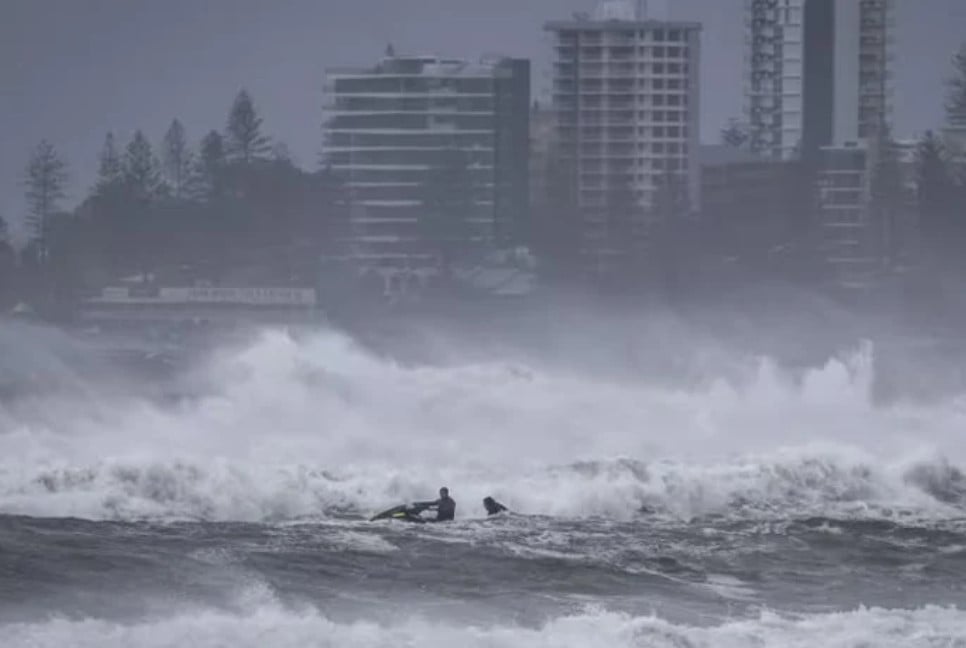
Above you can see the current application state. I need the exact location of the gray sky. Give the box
[1,0,963,237]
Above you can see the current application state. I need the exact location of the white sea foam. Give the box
[2,327,966,522]
[5,603,966,648]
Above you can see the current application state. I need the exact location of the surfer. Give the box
[414,487,456,522]
[483,496,508,516]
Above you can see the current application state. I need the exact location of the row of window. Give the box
[332,77,493,95]
[327,150,495,166]
[325,133,493,148]
[556,78,689,91]
[584,142,689,154]
[563,125,690,138]
[580,158,689,172]
[556,29,691,44]
[558,45,690,58]
[557,97,689,111]
[564,107,688,125]
[557,63,691,77]
[334,97,494,110]
[328,115,495,130]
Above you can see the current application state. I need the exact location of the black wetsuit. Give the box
[435,496,455,521]
[484,498,508,516]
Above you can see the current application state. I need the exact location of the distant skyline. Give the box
[2,0,963,239]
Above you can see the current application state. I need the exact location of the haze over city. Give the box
[4,1,966,646]
[2,0,964,233]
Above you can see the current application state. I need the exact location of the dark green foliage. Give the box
[225,90,271,164]
[95,132,123,195]
[23,140,68,248]
[721,118,749,149]
[916,131,963,260]
[162,119,194,199]
[947,44,966,128]
[123,130,163,199]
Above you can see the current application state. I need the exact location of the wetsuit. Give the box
[483,497,508,516]
[434,495,456,521]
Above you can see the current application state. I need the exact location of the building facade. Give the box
[745,0,895,160]
[321,53,530,270]
[545,0,701,275]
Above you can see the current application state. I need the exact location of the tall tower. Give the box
[545,5,701,275]
[745,0,894,160]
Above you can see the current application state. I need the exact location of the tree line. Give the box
[3,90,350,317]
[4,43,966,315]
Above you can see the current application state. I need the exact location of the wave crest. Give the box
[4,603,966,648]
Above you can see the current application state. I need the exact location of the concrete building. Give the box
[545,0,701,275]
[321,52,530,271]
[814,143,879,289]
[745,0,895,160]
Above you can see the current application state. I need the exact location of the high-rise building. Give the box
[745,0,895,160]
[545,0,701,274]
[321,52,530,269]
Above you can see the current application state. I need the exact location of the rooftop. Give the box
[545,18,701,31]
[327,54,522,79]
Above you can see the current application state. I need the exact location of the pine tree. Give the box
[947,43,966,128]
[225,89,271,164]
[123,130,162,199]
[916,131,956,254]
[95,132,124,195]
[23,140,68,248]
[162,119,194,199]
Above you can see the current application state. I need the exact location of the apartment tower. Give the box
[545,0,701,274]
[322,53,530,269]
[745,0,894,160]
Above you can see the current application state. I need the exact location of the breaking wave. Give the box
[6,600,966,648]
[2,326,966,522]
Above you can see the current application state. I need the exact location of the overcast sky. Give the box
[2,0,963,236]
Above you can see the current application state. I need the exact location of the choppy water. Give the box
[2,316,966,646]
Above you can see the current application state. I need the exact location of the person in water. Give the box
[416,487,456,522]
[483,496,508,516]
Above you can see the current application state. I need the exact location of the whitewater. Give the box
[2,311,966,647]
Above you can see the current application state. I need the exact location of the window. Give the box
[667,79,682,90]
[668,29,682,41]
[667,46,681,57]
[654,126,665,137]
[668,126,680,137]
[653,29,665,41]
[668,63,681,74]
[653,95,665,106]
[653,46,665,57]
[654,63,665,74]
[653,79,666,90]
[667,95,680,106]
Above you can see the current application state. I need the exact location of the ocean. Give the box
[1,313,966,647]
